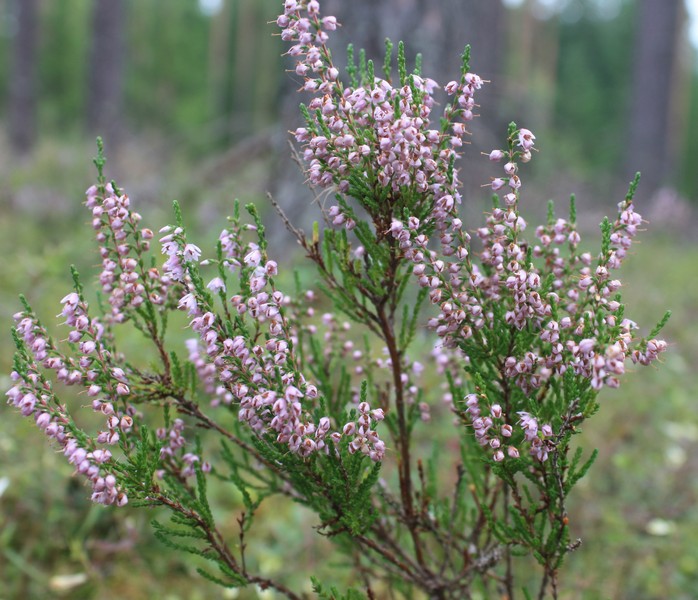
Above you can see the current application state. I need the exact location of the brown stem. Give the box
[155,494,304,600]
[355,534,422,584]
[538,401,582,599]
[538,571,550,600]
[176,399,293,483]
[246,575,305,600]
[376,301,426,569]
[503,485,515,600]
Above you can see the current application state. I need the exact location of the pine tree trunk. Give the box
[9,0,38,156]
[87,0,127,150]
[626,0,682,201]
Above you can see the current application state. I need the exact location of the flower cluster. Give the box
[157,418,211,479]
[7,324,128,507]
[463,391,558,462]
[340,402,386,461]
[13,293,137,440]
[464,393,521,461]
[86,184,172,322]
[279,0,482,235]
[162,224,386,462]
[389,126,666,462]
[5,179,178,508]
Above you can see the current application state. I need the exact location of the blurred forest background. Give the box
[1,0,698,599]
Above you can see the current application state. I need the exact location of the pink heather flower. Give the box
[244,247,262,267]
[517,128,535,150]
[372,408,385,421]
[265,261,278,276]
[178,293,199,315]
[35,412,51,429]
[517,411,538,441]
[207,277,226,293]
[61,292,80,306]
[465,73,483,88]
[91,449,112,463]
[182,244,202,263]
[578,338,596,354]
[489,150,504,162]
[321,16,338,30]
[86,185,99,202]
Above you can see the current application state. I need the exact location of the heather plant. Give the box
[6,2,670,598]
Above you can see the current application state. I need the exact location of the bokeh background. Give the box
[1,0,697,598]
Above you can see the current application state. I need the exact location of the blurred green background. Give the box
[1,0,697,598]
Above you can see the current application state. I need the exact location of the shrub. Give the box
[7,1,669,598]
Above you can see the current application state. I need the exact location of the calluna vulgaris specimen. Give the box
[7,1,669,598]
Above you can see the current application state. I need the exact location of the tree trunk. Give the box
[626,0,682,202]
[87,0,127,151]
[8,0,38,156]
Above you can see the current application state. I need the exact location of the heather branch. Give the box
[154,493,304,600]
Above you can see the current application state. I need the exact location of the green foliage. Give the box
[311,576,367,600]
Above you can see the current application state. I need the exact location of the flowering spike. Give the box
[358,47,367,84]
[346,43,358,87]
[245,204,267,253]
[383,38,394,81]
[648,310,672,339]
[19,293,32,313]
[414,52,422,76]
[70,265,84,297]
[93,137,106,185]
[545,201,556,228]
[625,172,641,203]
[460,44,471,74]
[173,200,184,228]
[397,40,406,85]
[600,217,612,258]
